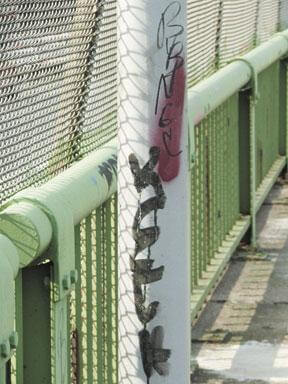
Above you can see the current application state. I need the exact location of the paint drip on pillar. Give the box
[118,1,190,383]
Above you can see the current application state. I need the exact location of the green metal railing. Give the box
[191,94,240,289]
[71,198,118,384]
[1,29,288,384]
[189,31,288,318]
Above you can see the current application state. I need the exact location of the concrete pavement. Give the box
[191,180,288,383]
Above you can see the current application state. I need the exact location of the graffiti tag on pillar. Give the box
[152,1,186,182]
[129,146,171,382]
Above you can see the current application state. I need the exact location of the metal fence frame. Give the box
[1,24,288,384]
[189,29,288,318]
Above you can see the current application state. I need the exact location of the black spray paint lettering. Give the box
[129,146,171,381]
[139,326,171,378]
[98,154,117,189]
[155,1,184,158]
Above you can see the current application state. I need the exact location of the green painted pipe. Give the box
[0,138,117,267]
[188,29,288,125]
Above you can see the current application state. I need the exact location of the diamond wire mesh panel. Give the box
[70,195,117,384]
[0,0,117,205]
[218,0,258,67]
[279,0,288,30]
[255,62,280,189]
[80,0,117,156]
[186,0,219,87]
[191,94,240,290]
[256,0,280,44]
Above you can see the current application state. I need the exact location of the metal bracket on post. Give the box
[233,57,260,247]
[0,236,19,383]
[3,188,77,384]
[274,32,288,59]
[233,57,260,102]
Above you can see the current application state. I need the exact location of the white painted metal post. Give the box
[118,1,190,383]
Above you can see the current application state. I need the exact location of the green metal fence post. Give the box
[233,58,259,247]
[0,236,19,384]
[15,271,24,384]
[235,92,252,240]
[250,93,258,247]
[279,60,288,161]
[286,61,288,168]
[22,264,51,384]
[0,364,6,383]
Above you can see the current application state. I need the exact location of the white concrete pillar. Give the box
[118,1,190,383]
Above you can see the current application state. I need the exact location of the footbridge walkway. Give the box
[1,1,288,384]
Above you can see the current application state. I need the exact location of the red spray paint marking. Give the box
[152,66,185,182]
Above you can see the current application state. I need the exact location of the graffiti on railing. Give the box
[97,154,117,189]
[153,1,185,182]
[129,146,171,382]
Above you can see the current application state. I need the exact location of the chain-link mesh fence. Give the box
[279,0,288,30]
[0,0,117,205]
[256,0,280,44]
[186,0,283,86]
[218,0,258,67]
[186,0,219,87]
[0,0,284,202]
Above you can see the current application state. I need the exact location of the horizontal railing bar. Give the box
[188,30,288,125]
[0,138,117,266]
[1,31,287,268]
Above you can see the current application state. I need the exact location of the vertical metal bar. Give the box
[85,216,93,384]
[206,118,212,264]
[212,111,217,255]
[191,152,197,288]
[286,63,288,168]
[226,99,232,229]
[105,200,113,384]
[215,0,223,69]
[200,123,205,274]
[279,60,287,157]
[223,103,228,235]
[210,114,215,254]
[239,90,252,220]
[66,294,71,384]
[221,104,226,240]
[250,95,257,246]
[196,126,201,280]
[216,104,222,248]
[228,97,234,227]
[101,206,107,383]
[113,195,118,384]
[232,94,240,221]
[199,125,202,273]
[15,271,24,384]
[6,360,11,384]
[96,208,103,384]
[204,120,208,270]
[75,224,83,384]
[54,297,69,384]
[0,364,6,383]
[22,264,51,384]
